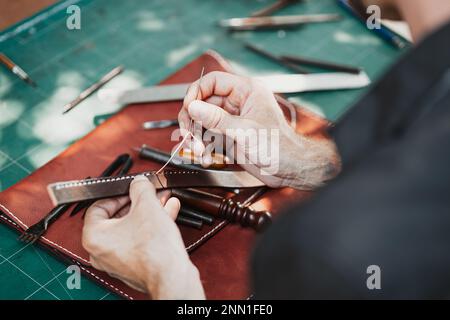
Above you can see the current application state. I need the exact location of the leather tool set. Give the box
[0,51,331,299]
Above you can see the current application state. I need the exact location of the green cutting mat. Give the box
[0,0,403,300]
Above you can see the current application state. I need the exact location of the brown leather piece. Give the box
[0,50,330,299]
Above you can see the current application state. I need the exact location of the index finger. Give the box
[180,71,251,129]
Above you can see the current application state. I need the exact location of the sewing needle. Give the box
[155,67,206,175]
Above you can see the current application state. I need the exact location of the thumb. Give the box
[129,175,158,212]
[188,100,235,133]
[188,100,257,141]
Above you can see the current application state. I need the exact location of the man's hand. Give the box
[179,71,340,190]
[82,175,205,299]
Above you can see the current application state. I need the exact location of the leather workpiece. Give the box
[0,50,330,299]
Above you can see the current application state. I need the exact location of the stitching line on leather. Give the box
[0,214,18,227]
[0,203,90,263]
[77,262,133,300]
[0,203,134,299]
[0,201,225,296]
[54,170,200,190]
[0,201,213,259]
[186,221,227,251]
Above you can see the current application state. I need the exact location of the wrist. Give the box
[280,126,341,190]
[145,257,205,300]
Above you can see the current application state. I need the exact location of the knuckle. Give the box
[183,83,199,103]
[214,109,228,130]
[82,231,99,253]
[82,231,113,257]
[209,70,223,78]
[88,200,109,215]
[229,88,248,108]
[89,258,102,270]
[249,78,267,91]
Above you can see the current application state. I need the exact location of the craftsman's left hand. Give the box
[178,71,340,190]
[82,175,205,299]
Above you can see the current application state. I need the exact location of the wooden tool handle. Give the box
[171,189,272,232]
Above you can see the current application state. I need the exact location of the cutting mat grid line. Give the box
[0,251,61,300]
[0,0,402,299]
[24,268,67,300]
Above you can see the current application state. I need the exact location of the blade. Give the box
[47,170,265,206]
[100,72,370,105]
[142,119,178,130]
[118,83,189,105]
[254,72,371,93]
[218,14,342,30]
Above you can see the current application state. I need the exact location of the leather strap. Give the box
[48,169,265,205]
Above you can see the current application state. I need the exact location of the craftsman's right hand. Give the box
[178,71,340,190]
[82,175,205,299]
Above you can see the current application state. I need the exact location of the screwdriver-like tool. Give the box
[0,53,36,87]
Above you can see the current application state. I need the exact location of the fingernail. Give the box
[203,155,213,166]
[188,100,203,120]
[133,175,148,182]
[193,140,205,156]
